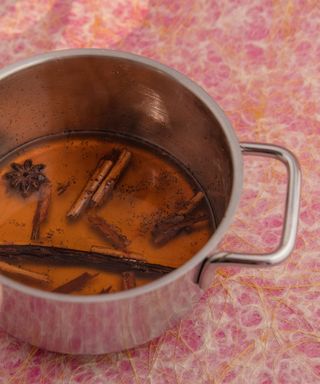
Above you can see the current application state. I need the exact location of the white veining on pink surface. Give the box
[0,0,319,382]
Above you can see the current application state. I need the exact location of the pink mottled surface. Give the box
[0,0,318,382]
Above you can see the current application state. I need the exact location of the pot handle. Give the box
[198,143,301,288]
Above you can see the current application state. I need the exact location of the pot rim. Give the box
[0,48,243,302]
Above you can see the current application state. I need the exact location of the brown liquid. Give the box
[0,133,213,294]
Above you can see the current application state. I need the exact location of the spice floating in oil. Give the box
[0,132,214,294]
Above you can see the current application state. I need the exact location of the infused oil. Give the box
[0,132,214,294]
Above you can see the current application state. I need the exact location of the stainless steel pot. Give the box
[0,49,301,354]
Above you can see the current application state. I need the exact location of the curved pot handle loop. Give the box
[198,143,301,289]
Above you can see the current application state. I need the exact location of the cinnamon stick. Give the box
[0,244,174,275]
[91,150,131,207]
[90,246,144,260]
[0,260,49,283]
[88,215,129,250]
[184,218,209,232]
[178,192,205,216]
[67,159,113,219]
[31,182,52,241]
[152,191,206,245]
[122,271,136,290]
[53,272,98,293]
[152,213,208,245]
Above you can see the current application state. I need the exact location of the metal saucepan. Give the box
[0,49,301,354]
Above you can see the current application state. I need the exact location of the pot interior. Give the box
[0,55,233,227]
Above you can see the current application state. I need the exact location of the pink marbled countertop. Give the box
[0,1,319,383]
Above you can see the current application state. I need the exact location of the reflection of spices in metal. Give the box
[4,159,47,198]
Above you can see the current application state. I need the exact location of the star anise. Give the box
[4,159,47,198]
